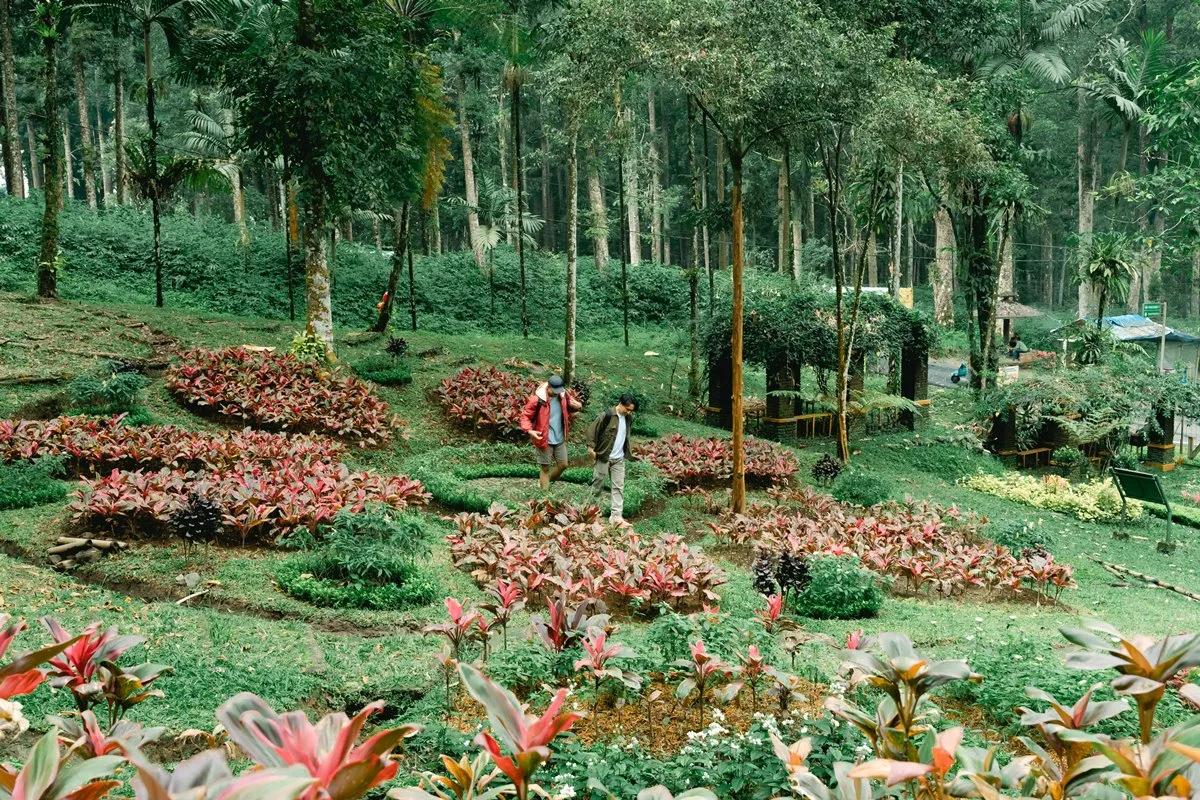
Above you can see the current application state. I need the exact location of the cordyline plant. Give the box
[0,614,81,703]
[456,663,580,800]
[425,598,484,662]
[0,729,124,800]
[674,640,731,728]
[127,747,320,800]
[1017,683,1129,770]
[764,666,808,715]
[728,645,768,714]
[482,580,526,651]
[1061,620,1200,744]
[40,618,170,724]
[531,595,608,654]
[389,751,505,800]
[826,633,980,762]
[216,693,421,800]
[574,627,641,733]
[48,709,165,758]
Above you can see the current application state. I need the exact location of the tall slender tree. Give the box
[35,0,65,298]
[0,0,23,198]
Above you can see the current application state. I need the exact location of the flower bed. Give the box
[436,365,538,440]
[407,443,664,517]
[0,414,343,474]
[636,435,798,490]
[962,472,1136,523]
[713,487,1075,601]
[167,347,397,444]
[68,460,429,543]
[448,501,725,612]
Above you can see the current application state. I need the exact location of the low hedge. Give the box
[405,442,665,517]
[0,458,68,510]
[273,555,440,610]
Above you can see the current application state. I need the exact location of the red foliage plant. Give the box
[448,501,725,614]
[68,460,429,543]
[637,435,798,490]
[712,487,1075,602]
[167,347,398,445]
[436,365,537,440]
[0,415,343,475]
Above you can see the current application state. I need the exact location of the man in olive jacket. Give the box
[586,393,638,525]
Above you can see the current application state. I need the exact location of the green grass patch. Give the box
[350,354,414,386]
[274,554,440,610]
[0,457,68,510]
[406,442,665,517]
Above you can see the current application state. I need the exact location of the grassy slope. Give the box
[1,291,1198,755]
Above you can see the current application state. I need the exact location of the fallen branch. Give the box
[1089,556,1200,602]
[176,590,210,606]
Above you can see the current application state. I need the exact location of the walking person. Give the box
[519,374,581,489]
[586,394,638,525]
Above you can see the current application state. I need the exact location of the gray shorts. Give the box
[535,442,569,466]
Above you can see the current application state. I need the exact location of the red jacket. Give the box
[519,384,580,449]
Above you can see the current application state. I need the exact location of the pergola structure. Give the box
[703,285,933,443]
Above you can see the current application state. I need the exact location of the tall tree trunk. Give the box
[286,178,298,320]
[623,110,641,267]
[1191,245,1200,319]
[998,208,1014,298]
[25,121,39,190]
[0,0,23,198]
[648,87,662,264]
[497,104,512,246]
[61,125,72,204]
[512,82,528,337]
[113,49,126,204]
[586,146,608,270]
[933,186,955,327]
[964,182,998,390]
[792,182,802,279]
[431,201,442,254]
[866,229,877,286]
[563,124,578,385]
[303,186,333,350]
[142,22,166,306]
[700,116,711,285]
[231,167,248,245]
[890,160,903,299]
[686,96,701,400]
[618,157,629,346]
[73,51,96,210]
[96,103,110,201]
[716,135,727,269]
[802,150,814,242]
[37,11,61,298]
[371,215,381,252]
[729,142,745,514]
[540,99,552,250]
[1077,91,1096,318]
[1043,226,1054,309]
[661,97,672,266]
[778,141,791,275]
[905,214,914,287]
[372,203,409,332]
[456,75,484,269]
[407,224,417,331]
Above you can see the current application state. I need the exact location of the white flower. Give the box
[966,635,975,641]
[974,617,983,623]
[1012,654,1023,660]
[0,699,28,741]
[712,708,726,721]
[554,786,577,800]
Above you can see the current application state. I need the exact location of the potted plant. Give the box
[1051,446,1086,477]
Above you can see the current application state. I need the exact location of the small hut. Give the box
[996,297,1044,346]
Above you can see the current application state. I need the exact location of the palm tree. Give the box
[179,96,249,244]
[1081,30,1167,177]
[975,0,1107,85]
[1075,232,1136,328]
[88,0,201,306]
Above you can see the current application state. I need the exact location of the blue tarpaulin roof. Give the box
[1052,314,1200,344]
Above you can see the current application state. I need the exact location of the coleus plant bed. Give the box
[637,435,798,490]
[713,487,1075,602]
[0,414,343,476]
[167,347,399,444]
[68,460,429,543]
[436,365,538,440]
[448,500,724,613]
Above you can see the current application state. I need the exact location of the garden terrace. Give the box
[637,434,798,490]
[712,487,1075,602]
[448,500,725,613]
[166,347,397,444]
[407,442,664,516]
[703,284,933,442]
[0,414,343,474]
[436,364,539,440]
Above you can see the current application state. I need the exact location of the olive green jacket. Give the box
[585,408,633,463]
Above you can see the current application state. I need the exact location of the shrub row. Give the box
[717,487,1075,601]
[436,365,539,440]
[449,500,725,613]
[637,434,799,489]
[0,414,343,474]
[67,460,429,543]
[962,472,1136,523]
[167,347,397,444]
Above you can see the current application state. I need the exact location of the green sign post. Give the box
[1143,302,1162,316]
[1111,466,1175,553]
[1142,301,1167,371]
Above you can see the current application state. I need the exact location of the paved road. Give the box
[929,358,967,389]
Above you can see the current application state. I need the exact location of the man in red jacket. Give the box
[519,375,582,489]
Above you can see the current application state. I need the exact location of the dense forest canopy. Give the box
[3,0,1200,497]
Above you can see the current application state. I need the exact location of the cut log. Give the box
[1090,557,1200,602]
[54,536,90,546]
[48,542,88,555]
[75,548,103,565]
